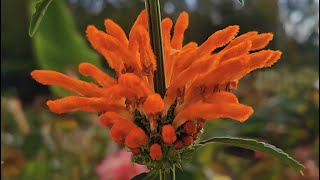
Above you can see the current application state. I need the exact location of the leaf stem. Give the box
[145,0,166,97]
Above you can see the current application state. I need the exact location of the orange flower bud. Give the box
[174,141,183,150]
[131,148,141,155]
[183,121,197,135]
[182,136,193,147]
[143,94,164,115]
[150,144,162,160]
[110,119,137,144]
[161,124,177,144]
[125,128,149,148]
[99,112,121,128]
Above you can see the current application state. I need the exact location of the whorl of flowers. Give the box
[31,10,281,170]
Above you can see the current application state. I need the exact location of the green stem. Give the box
[145,0,166,97]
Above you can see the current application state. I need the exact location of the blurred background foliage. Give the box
[1,0,319,179]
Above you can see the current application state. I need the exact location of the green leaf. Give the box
[131,170,159,180]
[29,0,53,37]
[198,137,304,171]
[28,0,102,97]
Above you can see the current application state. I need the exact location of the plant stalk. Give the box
[145,0,166,97]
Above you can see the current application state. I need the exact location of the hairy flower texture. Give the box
[150,144,162,160]
[31,10,281,170]
[161,124,177,144]
[125,128,149,148]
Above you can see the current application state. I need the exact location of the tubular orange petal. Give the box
[110,118,137,144]
[173,103,254,128]
[170,42,198,81]
[86,25,124,73]
[99,111,124,128]
[162,18,174,87]
[198,55,250,87]
[176,25,239,73]
[204,92,239,104]
[162,18,173,52]
[31,70,106,97]
[104,19,129,46]
[171,12,189,50]
[264,50,282,67]
[219,41,252,62]
[46,96,125,114]
[78,63,117,88]
[118,73,152,98]
[87,25,141,75]
[130,25,156,72]
[248,33,273,51]
[125,127,149,148]
[129,10,148,38]
[165,55,218,105]
[143,93,164,115]
[225,31,258,49]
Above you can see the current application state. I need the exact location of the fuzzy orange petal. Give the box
[110,118,137,144]
[204,92,239,104]
[225,31,258,50]
[248,33,273,51]
[118,73,152,100]
[130,26,156,71]
[46,96,125,114]
[31,70,106,97]
[104,19,129,46]
[165,55,219,105]
[86,25,124,73]
[171,12,189,50]
[87,26,141,74]
[173,103,254,128]
[78,63,117,88]
[170,42,198,81]
[198,55,250,87]
[176,25,239,74]
[125,127,149,148]
[264,50,282,67]
[143,93,164,115]
[129,10,148,38]
[219,41,252,62]
[99,111,123,128]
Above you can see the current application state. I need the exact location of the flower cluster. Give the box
[31,10,281,170]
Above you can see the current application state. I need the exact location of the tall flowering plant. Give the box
[29,0,303,179]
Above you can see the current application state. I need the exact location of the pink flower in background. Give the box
[96,150,149,180]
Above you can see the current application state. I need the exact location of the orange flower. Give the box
[150,144,162,160]
[31,10,281,166]
[110,118,137,144]
[161,124,177,144]
[125,127,149,148]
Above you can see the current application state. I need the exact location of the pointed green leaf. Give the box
[29,0,53,37]
[28,0,102,97]
[198,137,304,171]
[131,170,159,180]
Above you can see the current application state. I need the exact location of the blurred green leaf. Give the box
[29,0,53,37]
[131,169,159,180]
[198,137,304,171]
[28,0,101,97]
